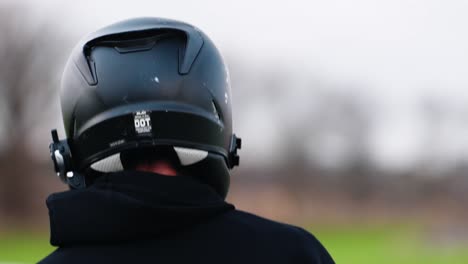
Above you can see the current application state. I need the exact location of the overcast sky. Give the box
[11,0,468,171]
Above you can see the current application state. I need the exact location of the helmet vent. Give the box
[113,37,158,53]
[212,101,221,121]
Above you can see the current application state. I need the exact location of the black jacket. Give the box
[39,171,334,263]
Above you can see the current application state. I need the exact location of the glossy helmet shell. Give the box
[60,17,240,197]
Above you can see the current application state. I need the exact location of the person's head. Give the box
[49,17,241,198]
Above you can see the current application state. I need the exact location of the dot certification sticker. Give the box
[134,110,152,135]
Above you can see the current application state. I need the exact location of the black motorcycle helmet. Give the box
[49,17,241,198]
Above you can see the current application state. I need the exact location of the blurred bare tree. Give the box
[0,4,67,220]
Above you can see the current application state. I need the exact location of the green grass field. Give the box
[0,232,54,263]
[1,225,467,263]
[313,225,468,264]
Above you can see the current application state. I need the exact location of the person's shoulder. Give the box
[221,210,335,263]
[223,210,305,233]
[223,210,315,237]
[38,248,67,264]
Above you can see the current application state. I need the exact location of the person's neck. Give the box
[135,160,177,176]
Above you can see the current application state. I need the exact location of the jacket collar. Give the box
[47,171,234,246]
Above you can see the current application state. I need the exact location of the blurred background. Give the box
[1,0,468,263]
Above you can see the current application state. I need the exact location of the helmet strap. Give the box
[49,129,86,189]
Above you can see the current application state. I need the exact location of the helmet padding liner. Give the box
[90,153,123,173]
[174,147,208,166]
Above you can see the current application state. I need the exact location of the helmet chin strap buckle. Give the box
[228,134,242,168]
[49,129,86,189]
